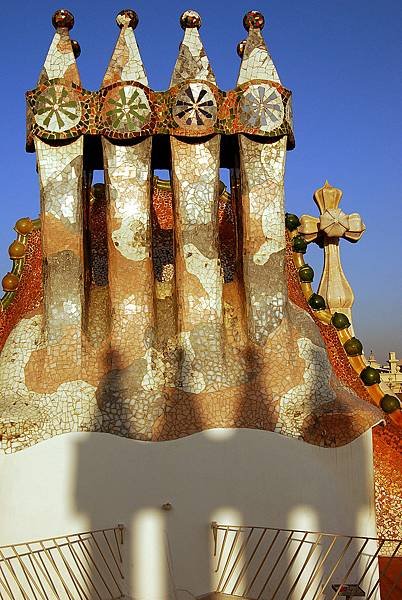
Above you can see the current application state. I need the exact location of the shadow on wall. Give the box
[72,423,376,599]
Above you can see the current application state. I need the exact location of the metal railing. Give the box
[211,523,402,600]
[0,525,125,599]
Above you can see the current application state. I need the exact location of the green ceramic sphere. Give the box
[308,293,326,311]
[331,312,351,330]
[292,235,307,254]
[380,394,401,414]
[360,366,381,386]
[298,264,314,283]
[285,213,300,232]
[343,337,363,357]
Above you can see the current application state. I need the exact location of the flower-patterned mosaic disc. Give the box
[34,85,81,133]
[239,84,284,133]
[103,85,151,133]
[172,83,217,129]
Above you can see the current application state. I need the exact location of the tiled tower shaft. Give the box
[239,136,287,344]
[101,11,155,369]
[171,136,225,386]
[168,14,225,387]
[34,17,85,356]
[103,139,154,368]
[36,138,85,352]
[236,20,288,345]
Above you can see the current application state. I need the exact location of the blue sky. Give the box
[1,0,401,362]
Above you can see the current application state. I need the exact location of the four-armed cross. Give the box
[299,181,366,328]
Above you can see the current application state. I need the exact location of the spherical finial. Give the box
[380,394,401,414]
[180,10,202,30]
[2,272,19,292]
[52,9,75,31]
[116,9,139,29]
[8,241,26,259]
[15,218,34,235]
[237,40,247,58]
[243,10,265,32]
[71,40,81,59]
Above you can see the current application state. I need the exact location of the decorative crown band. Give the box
[26,79,294,150]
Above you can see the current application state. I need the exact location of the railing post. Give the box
[211,522,218,557]
[118,524,125,546]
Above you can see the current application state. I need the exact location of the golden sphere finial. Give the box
[180,10,202,30]
[52,9,75,31]
[116,9,139,29]
[243,11,265,32]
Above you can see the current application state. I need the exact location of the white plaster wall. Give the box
[0,429,377,599]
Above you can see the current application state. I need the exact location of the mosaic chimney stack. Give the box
[101,10,154,372]
[2,7,393,453]
[34,10,85,362]
[236,11,288,345]
[169,11,225,392]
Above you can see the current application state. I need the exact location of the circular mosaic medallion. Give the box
[34,85,81,133]
[103,85,151,133]
[172,83,217,130]
[239,84,284,133]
